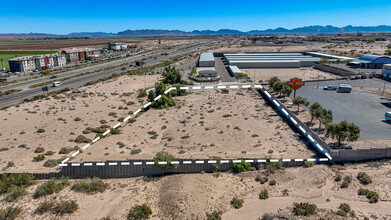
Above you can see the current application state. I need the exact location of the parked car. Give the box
[323,85,337,90]
[50,75,57,79]
[355,75,361,80]
[349,76,356,80]
[369,74,374,79]
[360,75,367,79]
[52,82,61,87]
[386,112,391,121]
[337,84,352,93]
[121,67,126,71]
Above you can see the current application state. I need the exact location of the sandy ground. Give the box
[74,90,315,163]
[0,74,162,173]
[241,67,340,82]
[319,41,390,58]
[2,163,391,219]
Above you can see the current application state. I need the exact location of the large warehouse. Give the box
[199,53,215,67]
[350,55,391,69]
[223,53,321,68]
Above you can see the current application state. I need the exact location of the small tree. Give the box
[319,108,333,130]
[292,202,317,216]
[268,77,280,87]
[309,102,322,123]
[281,85,293,100]
[272,81,285,95]
[292,96,309,112]
[127,204,152,220]
[163,66,182,84]
[259,189,269,200]
[326,120,360,146]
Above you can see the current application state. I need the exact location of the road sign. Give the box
[287,77,305,90]
[41,86,48,92]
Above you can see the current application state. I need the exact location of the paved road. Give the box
[0,42,217,107]
[292,80,391,140]
[215,57,236,82]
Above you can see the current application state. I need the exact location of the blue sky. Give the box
[1,0,391,34]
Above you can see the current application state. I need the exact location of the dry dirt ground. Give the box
[74,89,315,163]
[241,67,341,82]
[2,163,391,219]
[209,45,312,53]
[319,41,390,58]
[0,75,162,173]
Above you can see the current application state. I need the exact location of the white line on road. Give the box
[103,130,110,136]
[113,123,121,129]
[82,144,90,150]
[154,95,162,101]
[133,109,141,115]
[123,115,131,122]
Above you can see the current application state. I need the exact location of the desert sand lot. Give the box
[241,67,340,82]
[0,75,162,173]
[209,45,312,53]
[74,89,315,163]
[320,41,390,58]
[1,163,391,219]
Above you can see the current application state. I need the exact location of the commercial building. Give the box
[382,64,391,79]
[108,42,128,51]
[223,53,321,68]
[198,53,215,67]
[350,55,391,69]
[8,53,66,73]
[196,67,218,77]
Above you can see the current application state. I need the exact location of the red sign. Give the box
[287,77,305,90]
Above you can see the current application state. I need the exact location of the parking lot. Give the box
[291,79,391,140]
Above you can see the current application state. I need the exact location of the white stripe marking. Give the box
[72,151,80,157]
[97,162,105,166]
[154,95,162,101]
[291,118,298,125]
[254,85,262,89]
[245,160,254,163]
[264,91,271,98]
[325,153,332,160]
[180,87,189,90]
[217,85,226,89]
[205,86,214,89]
[92,137,100,143]
[220,160,229,163]
[158,161,167,165]
[242,85,251,88]
[257,159,267,163]
[71,163,80,166]
[307,159,316,162]
[319,158,328,162]
[183,161,192,164]
[195,161,204,164]
[272,99,280,107]
[59,164,68,167]
[281,108,289,116]
[123,115,131,122]
[103,130,110,136]
[145,162,154,165]
[282,159,291,162]
[84,163,93,166]
[113,123,121,129]
[294,159,304,162]
[133,109,141,115]
[61,158,69,164]
[134,162,142,165]
[299,126,306,134]
[270,159,279,162]
[233,160,242,163]
[316,143,324,151]
[230,85,238,89]
[121,162,130,165]
[193,86,201,90]
[109,162,118,166]
[307,135,315,142]
[171,161,180,164]
[208,160,217,164]
[82,144,91,150]
[144,102,151,108]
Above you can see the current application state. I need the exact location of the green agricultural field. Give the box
[0,51,57,69]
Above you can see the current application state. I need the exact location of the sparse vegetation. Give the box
[148,82,176,109]
[259,189,269,200]
[357,172,372,185]
[0,207,21,220]
[341,176,352,188]
[0,173,36,202]
[75,135,91,143]
[206,211,222,220]
[71,177,107,194]
[303,161,315,168]
[256,175,268,184]
[137,89,148,98]
[37,128,46,133]
[33,155,45,162]
[59,147,73,154]
[326,120,360,146]
[269,179,276,186]
[33,177,70,199]
[127,204,152,220]
[293,96,309,112]
[265,161,284,174]
[232,160,255,173]
[34,147,45,153]
[292,202,317,216]
[231,197,244,209]
[153,152,175,170]
[35,201,55,214]
[52,200,78,215]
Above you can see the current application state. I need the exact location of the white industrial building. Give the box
[228,66,242,77]
[196,67,218,77]
[223,53,321,68]
[382,64,391,79]
[199,53,215,67]
[108,42,128,51]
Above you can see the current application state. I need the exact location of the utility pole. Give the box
[382,79,386,95]
[317,74,320,89]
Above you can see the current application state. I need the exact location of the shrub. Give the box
[341,176,351,188]
[34,147,45,153]
[75,135,91,143]
[153,152,175,170]
[259,189,269,200]
[0,207,21,220]
[0,147,9,152]
[52,200,78,215]
[334,174,342,182]
[206,211,221,220]
[100,120,107,124]
[292,202,317,216]
[35,201,55,214]
[231,197,243,209]
[7,161,14,167]
[0,173,36,195]
[71,177,107,194]
[45,150,55,156]
[127,204,152,220]
[37,128,45,133]
[358,188,370,196]
[304,161,315,168]
[33,177,70,199]
[118,117,125,122]
[131,149,142,155]
[137,90,147,98]
[5,185,26,202]
[59,147,72,154]
[110,128,121,135]
[232,160,255,173]
[357,172,372,185]
[336,209,347,217]
[255,175,268,184]
[366,191,379,203]
[33,155,45,162]
[265,161,284,174]
[339,203,351,213]
[221,89,229,94]
[74,117,82,121]
[269,180,276,186]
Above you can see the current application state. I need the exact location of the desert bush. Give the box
[0,207,21,220]
[118,117,125,122]
[357,172,372,185]
[127,204,152,220]
[255,175,268,184]
[110,128,121,135]
[59,147,72,154]
[269,180,276,186]
[34,147,45,153]
[339,203,351,213]
[137,89,147,98]
[100,120,107,124]
[74,117,82,121]
[45,150,55,156]
[232,160,255,173]
[71,177,107,194]
[37,128,45,133]
[231,197,243,209]
[0,173,36,202]
[259,189,269,200]
[0,147,9,152]
[131,149,142,155]
[334,174,342,182]
[33,177,70,199]
[221,89,229,94]
[52,200,78,215]
[75,135,91,143]
[304,161,315,168]
[336,209,347,217]
[35,201,55,214]
[153,152,175,170]
[127,101,135,106]
[341,176,351,188]
[265,161,284,174]
[366,191,379,203]
[7,161,14,167]
[292,202,317,216]
[43,159,62,167]
[206,211,222,220]
[358,188,370,196]
[5,185,26,202]
[33,155,45,162]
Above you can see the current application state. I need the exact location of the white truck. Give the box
[337,84,352,93]
[52,82,61,87]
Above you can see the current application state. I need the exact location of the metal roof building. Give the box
[228,66,242,77]
[350,55,391,69]
[199,53,215,67]
[223,53,321,68]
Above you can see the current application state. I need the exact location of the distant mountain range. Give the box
[2,25,391,38]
